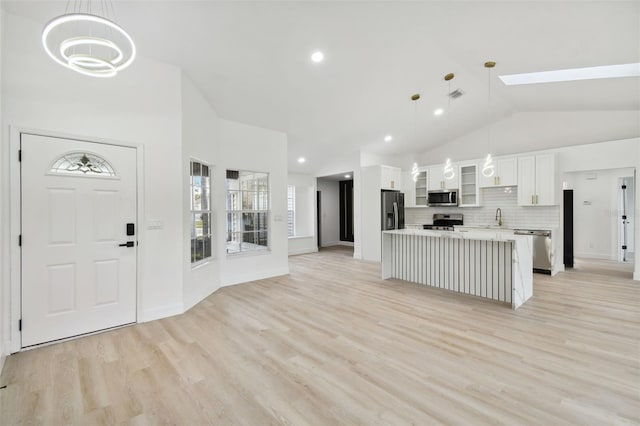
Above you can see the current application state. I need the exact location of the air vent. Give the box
[448,89,465,99]
[226,170,239,179]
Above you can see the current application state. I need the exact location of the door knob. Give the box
[119,241,135,248]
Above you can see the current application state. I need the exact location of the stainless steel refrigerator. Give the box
[381,190,405,231]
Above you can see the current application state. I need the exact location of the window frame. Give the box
[226,170,270,256]
[287,185,295,238]
[190,159,213,266]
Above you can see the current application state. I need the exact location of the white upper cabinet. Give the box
[381,165,401,190]
[478,156,518,188]
[458,163,479,207]
[517,153,556,206]
[414,168,428,207]
[401,171,416,208]
[428,164,459,190]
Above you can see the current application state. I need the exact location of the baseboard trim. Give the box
[0,353,6,376]
[183,285,219,312]
[141,303,183,322]
[288,247,319,256]
[221,267,290,287]
[634,271,640,281]
[574,252,615,260]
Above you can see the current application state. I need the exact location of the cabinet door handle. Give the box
[497,176,500,185]
[531,195,534,204]
[535,194,539,204]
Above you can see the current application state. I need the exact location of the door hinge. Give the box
[18,235,22,246]
[18,150,22,162]
[19,319,22,331]
[622,245,628,250]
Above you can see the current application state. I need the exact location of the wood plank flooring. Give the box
[1,246,639,425]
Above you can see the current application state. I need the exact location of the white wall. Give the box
[0,7,5,371]
[1,12,184,345]
[415,111,639,165]
[287,173,318,256]
[317,179,341,247]
[217,119,289,286]
[564,168,635,260]
[1,12,292,356]
[181,75,221,311]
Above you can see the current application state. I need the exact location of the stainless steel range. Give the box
[423,213,463,231]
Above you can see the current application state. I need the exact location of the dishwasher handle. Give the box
[514,229,551,237]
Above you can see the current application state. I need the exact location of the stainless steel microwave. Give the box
[427,189,458,207]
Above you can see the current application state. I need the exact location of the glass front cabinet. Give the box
[459,163,479,207]
[414,169,428,207]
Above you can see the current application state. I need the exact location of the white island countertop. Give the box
[382,229,534,309]
[384,228,532,243]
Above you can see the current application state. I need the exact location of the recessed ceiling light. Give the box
[434,108,444,116]
[384,135,393,142]
[344,174,351,178]
[311,51,324,63]
[499,62,640,85]
[297,157,306,163]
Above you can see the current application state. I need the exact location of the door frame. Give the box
[9,126,145,353]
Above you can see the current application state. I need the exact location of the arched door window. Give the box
[49,152,116,177]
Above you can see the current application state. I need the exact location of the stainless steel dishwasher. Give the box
[514,229,552,274]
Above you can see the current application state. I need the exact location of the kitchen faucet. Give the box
[495,208,503,227]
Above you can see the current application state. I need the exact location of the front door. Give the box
[21,133,137,347]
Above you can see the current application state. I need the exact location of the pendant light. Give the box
[42,0,136,78]
[411,94,421,182]
[443,72,455,180]
[482,61,496,178]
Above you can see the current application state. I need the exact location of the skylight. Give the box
[499,63,640,86]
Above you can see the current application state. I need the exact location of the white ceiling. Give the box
[2,1,639,174]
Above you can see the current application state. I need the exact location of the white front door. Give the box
[21,133,137,347]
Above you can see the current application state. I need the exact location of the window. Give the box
[50,152,116,177]
[226,170,269,254]
[190,160,212,264]
[287,185,295,237]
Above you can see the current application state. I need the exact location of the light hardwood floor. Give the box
[1,247,639,425]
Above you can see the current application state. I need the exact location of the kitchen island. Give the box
[382,229,533,309]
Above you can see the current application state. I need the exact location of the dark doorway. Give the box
[317,190,321,248]
[563,189,574,268]
[339,180,354,242]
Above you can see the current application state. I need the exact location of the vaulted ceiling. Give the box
[2,1,639,174]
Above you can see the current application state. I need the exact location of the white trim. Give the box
[141,303,183,322]
[288,234,314,240]
[8,126,144,353]
[574,252,615,260]
[221,267,289,288]
[634,271,640,281]
[288,247,318,256]
[183,282,218,312]
[0,351,6,375]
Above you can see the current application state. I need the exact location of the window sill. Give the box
[226,249,271,259]
[191,257,215,269]
[288,235,313,240]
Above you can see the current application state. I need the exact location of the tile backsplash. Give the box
[405,187,560,229]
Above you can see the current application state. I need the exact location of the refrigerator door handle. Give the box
[393,202,398,229]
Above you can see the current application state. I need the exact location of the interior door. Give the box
[21,133,137,347]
